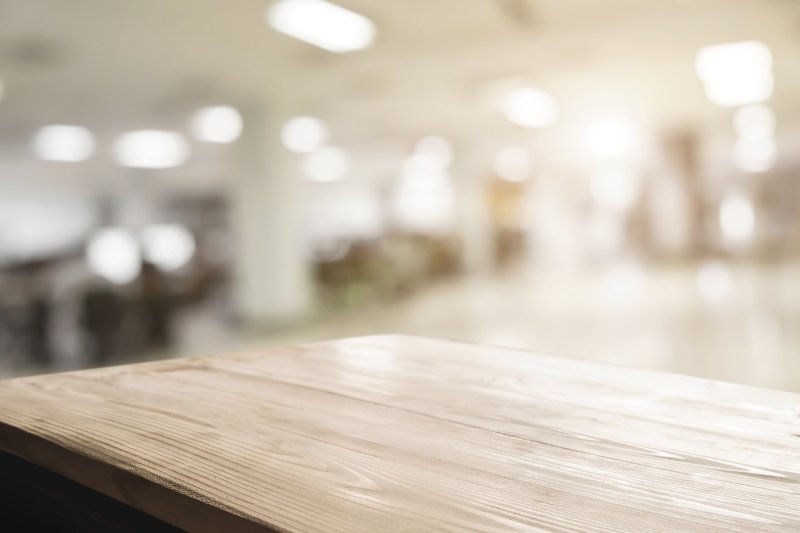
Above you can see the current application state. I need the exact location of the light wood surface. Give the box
[1,335,799,532]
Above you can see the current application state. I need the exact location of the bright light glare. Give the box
[0,198,95,262]
[303,146,349,182]
[695,41,773,107]
[732,138,776,173]
[696,261,731,303]
[114,130,189,169]
[192,106,242,144]
[32,125,96,162]
[267,0,375,53]
[412,136,453,171]
[282,116,329,153]
[141,224,196,272]
[86,227,141,285]
[733,105,775,141]
[501,88,559,128]
[590,168,638,209]
[392,155,454,234]
[493,146,531,182]
[719,194,755,244]
[585,117,639,158]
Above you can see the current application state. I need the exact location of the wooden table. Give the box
[0,335,798,532]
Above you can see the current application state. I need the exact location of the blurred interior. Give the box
[1,0,800,391]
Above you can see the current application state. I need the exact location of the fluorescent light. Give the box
[695,41,773,107]
[32,125,95,162]
[303,146,349,182]
[113,130,189,169]
[267,0,375,53]
[192,106,242,144]
[501,88,559,128]
[493,146,531,182]
[141,224,196,272]
[281,116,329,153]
[86,227,141,284]
[585,117,639,158]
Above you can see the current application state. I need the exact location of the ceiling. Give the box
[0,0,798,186]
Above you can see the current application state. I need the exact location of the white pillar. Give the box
[230,102,313,327]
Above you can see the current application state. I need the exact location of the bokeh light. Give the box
[141,224,196,272]
[719,193,755,245]
[494,147,532,182]
[32,125,95,162]
[282,116,329,154]
[696,261,731,303]
[303,146,349,182]
[695,41,773,107]
[733,105,776,141]
[192,106,243,144]
[86,227,142,284]
[585,118,640,158]
[501,88,559,129]
[114,130,190,169]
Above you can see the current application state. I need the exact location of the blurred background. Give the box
[1,0,799,391]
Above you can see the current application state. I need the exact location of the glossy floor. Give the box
[178,260,800,393]
[5,261,800,393]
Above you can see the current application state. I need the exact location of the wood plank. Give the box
[0,335,798,531]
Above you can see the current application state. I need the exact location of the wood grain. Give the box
[0,335,798,531]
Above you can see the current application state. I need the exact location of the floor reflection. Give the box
[196,261,800,393]
[4,261,799,393]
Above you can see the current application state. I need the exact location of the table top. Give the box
[0,335,798,532]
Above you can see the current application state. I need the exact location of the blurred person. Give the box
[79,279,125,364]
[0,260,54,366]
[139,260,175,350]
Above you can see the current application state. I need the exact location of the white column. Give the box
[230,102,313,327]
